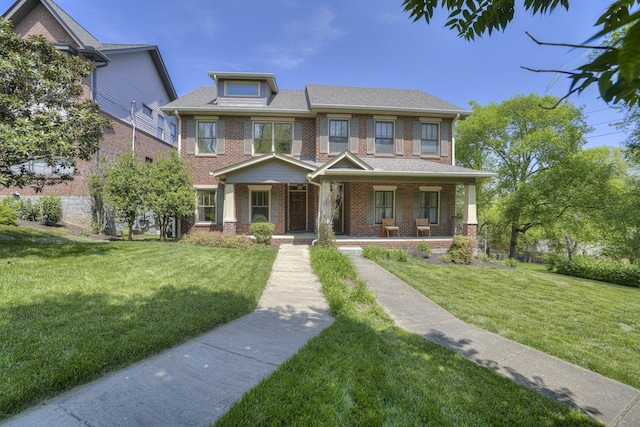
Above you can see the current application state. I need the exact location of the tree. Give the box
[402,0,640,107]
[103,151,146,241]
[146,151,195,240]
[0,17,112,190]
[456,94,591,258]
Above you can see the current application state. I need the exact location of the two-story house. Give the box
[1,0,177,228]
[164,72,491,249]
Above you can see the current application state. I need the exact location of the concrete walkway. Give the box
[2,244,333,427]
[349,253,640,427]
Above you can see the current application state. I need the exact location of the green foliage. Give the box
[146,151,195,240]
[87,160,109,234]
[442,235,475,264]
[415,241,432,258]
[0,17,112,190]
[179,231,256,249]
[547,255,640,288]
[249,222,276,245]
[0,198,17,225]
[402,0,640,106]
[504,257,518,268]
[39,195,62,226]
[17,199,39,221]
[362,245,392,261]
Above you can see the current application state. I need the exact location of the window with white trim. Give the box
[254,122,292,154]
[197,121,217,154]
[196,189,216,222]
[329,119,349,153]
[421,123,439,156]
[374,191,394,224]
[157,116,165,139]
[420,191,439,224]
[142,104,152,116]
[250,190,270,222]
[169,123,177,145]
[375,121,394,154]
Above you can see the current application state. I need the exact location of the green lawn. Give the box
[377,257,640,390]
[0,225,277,420]
[216,247,599,426]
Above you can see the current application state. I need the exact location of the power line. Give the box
[585,131,626,139]
[584,107,613,114]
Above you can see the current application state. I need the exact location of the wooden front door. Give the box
[288,191,307,231]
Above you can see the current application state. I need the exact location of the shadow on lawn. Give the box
[0,285,259,420]
[422,329,602,419]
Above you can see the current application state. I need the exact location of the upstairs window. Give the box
[169,123,177,145]
[226,81,259,97]
[157,116,165,139]
[375,121,394,154]
[421,123,439,156]
[420,191,439,224]
[329,119,349,153]
[254,122,292,155]
[197,121,217,154]
[142,104,152,116]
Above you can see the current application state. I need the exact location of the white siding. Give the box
[94,50,177,145]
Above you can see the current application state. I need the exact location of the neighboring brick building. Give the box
[163,72,492,248]
[1,0,177,228]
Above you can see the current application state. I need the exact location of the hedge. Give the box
[547,255,640,288]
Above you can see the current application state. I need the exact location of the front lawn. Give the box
[377,257,640,390]
[216,248,599,426]
[0,225,276,420]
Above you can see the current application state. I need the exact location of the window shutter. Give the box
[271,188,279,223]
[413,122,421,156]
[366,119,374,154]
[319,118,328,154]
[217,120,225,155]
[395,190,403,223]
[413,190,420,218]
[240,189,248,223]
[244,121,253,155]
[366,189,374,223]
[293,121,302,156]
[216,187,224,224]
[395,120,404,155]
[186,120,195,154]
[440,190,448,225]
[440,122,449,157]
[349,118,359,153]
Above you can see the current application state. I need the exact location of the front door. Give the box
[288,190,307,231]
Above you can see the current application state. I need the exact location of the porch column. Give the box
[223,183,236,235]
[462,183,478,238]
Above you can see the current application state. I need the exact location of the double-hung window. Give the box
[251,190,270,222]
[374,191,394,224]
[197,121,217,154]
[329,119,349,153]
[420,191,439,224]
[157,116,165,139]
[375,121,394,154]
[196,189,216,223]
[254,122,292,154]
[421,123,439,156]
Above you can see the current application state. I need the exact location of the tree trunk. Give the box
[509,224,519,259]
[128,223,133,241]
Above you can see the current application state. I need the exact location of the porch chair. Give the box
[381,217,400,237]
[415,218,431,237]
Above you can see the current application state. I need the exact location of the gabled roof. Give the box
[3,0,177,100]
[308,151,372,179]
[213,152,317,178]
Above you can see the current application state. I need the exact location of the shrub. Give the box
[442,235,475,265]
[39,195,63,226]
[548,255,640,288]
[505,257,518,268]
[180,231,255,249]
[249,222,275,245]
[393,249,408,262]
[363,246,392,261]
[0,198,17,225]
[415,242,432,258]
[18,199,40,221]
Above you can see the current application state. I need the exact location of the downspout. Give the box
[452,113,460,166]
[174,110,183,238]
[130,101,136,152]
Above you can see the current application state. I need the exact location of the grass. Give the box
[215,247,599,426]
[375,256,640,390]
[0,225,277,420]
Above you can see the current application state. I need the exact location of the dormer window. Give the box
[225,81,260,97]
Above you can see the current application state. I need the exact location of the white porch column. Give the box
[462,184,478,225]
[223,183,236,222]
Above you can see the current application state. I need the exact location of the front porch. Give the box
[270,232,455,252]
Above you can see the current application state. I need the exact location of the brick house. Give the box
[163,72,492,248]
[1,0,177,228]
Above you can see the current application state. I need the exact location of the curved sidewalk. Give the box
[3,244,333,427]
[349,254,640,427]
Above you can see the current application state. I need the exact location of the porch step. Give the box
[338,246,363,256]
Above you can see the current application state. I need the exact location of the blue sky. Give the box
[3,0,629,148]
